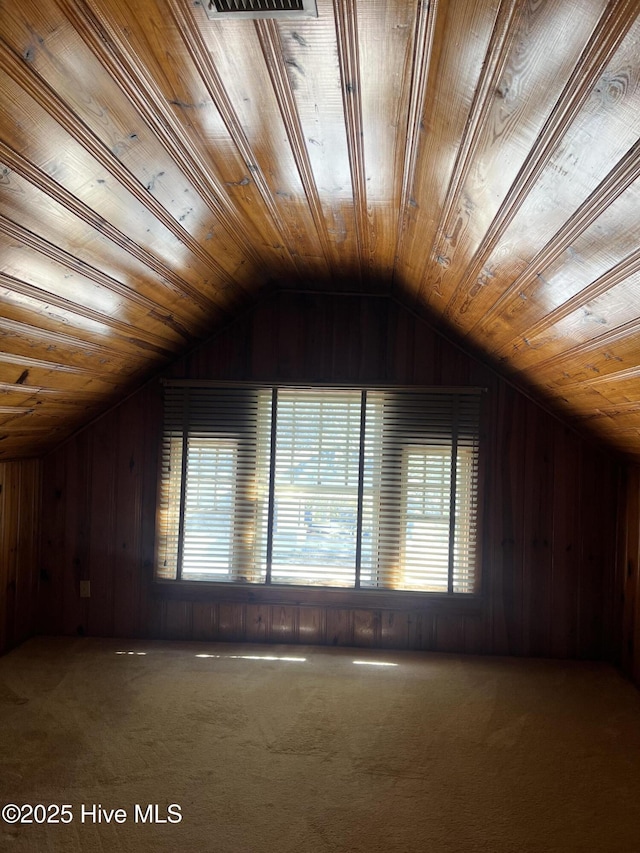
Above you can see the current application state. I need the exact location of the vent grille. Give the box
[204,0,317,19]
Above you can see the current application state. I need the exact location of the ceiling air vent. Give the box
[204,0,318,20]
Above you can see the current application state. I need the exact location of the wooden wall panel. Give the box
[192,602,218,643]
[84,413,117,638]
[112,392,145,638]
[38,292,621,659]
[298,606,326,646]
[617,465,640,684]
[483,384,528,656]
[39,448,65,637]
[578,448,618,660]
[60,434,91,638]
[549,422,581,659]
[0,458,41,654]
[380,611,409,650]
[522,403,554,657]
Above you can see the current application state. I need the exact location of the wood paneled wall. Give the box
[38,292,621,658]
[617,465,640,685]
[0,459,41,654]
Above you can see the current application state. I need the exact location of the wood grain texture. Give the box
[65,0,285,273]
[163,0,314,274]
[0,459,41,654]
[255,19,334,272]
[421,0,524,304]
[332,0,369,276]
[394,0,437,265]
[0,36,247,297]
[437,0,634,323]
[38,292,621,658]
[473,142,640,346]
[1,0,640,463]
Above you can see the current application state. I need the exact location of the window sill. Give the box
[152,579,483,615]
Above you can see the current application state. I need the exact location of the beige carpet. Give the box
[1,637,640,852]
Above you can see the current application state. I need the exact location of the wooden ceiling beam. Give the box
[517,313,640,374]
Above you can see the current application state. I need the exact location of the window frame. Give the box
[154,381,485,607]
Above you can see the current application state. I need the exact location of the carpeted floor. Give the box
[1,637,640,852]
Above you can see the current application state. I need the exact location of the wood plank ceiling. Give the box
[1,0,640,462]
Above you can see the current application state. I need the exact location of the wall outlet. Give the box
[80,580,91,598]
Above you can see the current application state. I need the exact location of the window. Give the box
[182,438,236,576]
[156,384,481,595]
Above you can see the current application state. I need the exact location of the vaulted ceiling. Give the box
[1,0,640,462]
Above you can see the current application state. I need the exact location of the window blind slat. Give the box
[156,385,481,594]
[270,389,361,587]
[361,390,479,592]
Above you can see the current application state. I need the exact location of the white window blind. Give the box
[157,386,272,582]
[364,391,480,593]
[270,389,363,587]
[156,384,481,594]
